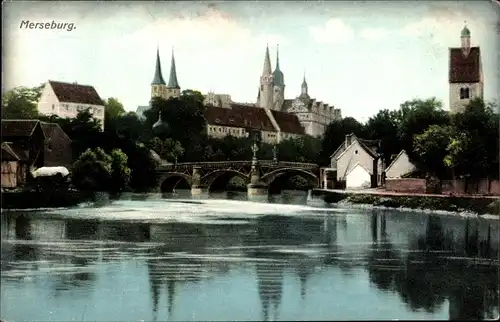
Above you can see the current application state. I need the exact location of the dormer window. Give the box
[215,118,221,124]
[229,117,234,123]
[460,87,470,99]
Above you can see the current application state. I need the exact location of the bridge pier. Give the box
[247,147,268,197]
[191,166,208,196]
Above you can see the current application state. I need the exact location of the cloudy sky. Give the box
[3,1,499,121]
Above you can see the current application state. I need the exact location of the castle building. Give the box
[257,44,342,137]
[141,44,342,143]
[448,24,483,114]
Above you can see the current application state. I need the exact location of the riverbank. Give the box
[312,188,500,216]
[1,189,87,210]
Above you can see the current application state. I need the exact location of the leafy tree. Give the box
[364,109,402,165]
[148,137,185,163]
[445,98,499,190]
[72,147,131,193]
[72,148,113,192]
[109,149,131,193]
[145,92,207,148]
[104,97,126,120]
[397,98,450,161]
[413,125,453,178]
[181,89,205,104]
[2,85,44,119]
[107,111,145,142]
[320,117,365,165]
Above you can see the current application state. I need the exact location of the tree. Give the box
[397,98,450,161]
[445,98,499,190]
[413,125,453,178]
[364,109,402,165]
[71,147,131,193]
[104,97,126,120]
[108,111,145,142]
[320,117,365,165]
[145,92,207,153]
[181,89,205,104]
[148,137,185,163]
[2,85,44,119]
[71,148,113,192]
[109,149,131,193]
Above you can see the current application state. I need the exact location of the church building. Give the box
[257,45,342,137]
[448,24,483,114]
[140,44,342,143]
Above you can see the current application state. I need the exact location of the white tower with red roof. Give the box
[448,23,484,114]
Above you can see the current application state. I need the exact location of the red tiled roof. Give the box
[270,110,305,135]
[1,120,40,137]
[205,104,275,132]
[449,47,481,83]
[49,80,105,106]
[1,142,20,161]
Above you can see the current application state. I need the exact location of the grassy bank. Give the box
[319,191,500,215]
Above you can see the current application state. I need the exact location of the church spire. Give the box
[273,44,285,87]
[262,43,272,76]
[151,46,166,85]
[275,44,281,70]
[167,47,180,89]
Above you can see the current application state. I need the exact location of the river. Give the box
[1,191,499,321]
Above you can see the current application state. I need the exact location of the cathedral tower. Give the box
[448,24,483,114]
[272,45,285,110]
[259,44,274,109]
[166,48,181,99]
[151,46,167,99]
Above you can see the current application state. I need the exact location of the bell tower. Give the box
[259,44,274,109]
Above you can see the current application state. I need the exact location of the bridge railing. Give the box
[157,160,319,171]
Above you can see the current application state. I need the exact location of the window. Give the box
[460,87,470,99]
[65,105,69,111]
[355,150,358,154]
[52,104,55,110]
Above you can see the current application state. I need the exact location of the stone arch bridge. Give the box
[156,160,320,195]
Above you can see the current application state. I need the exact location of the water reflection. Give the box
[1,198,499,321]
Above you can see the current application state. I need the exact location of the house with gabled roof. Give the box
[322,133,383,189]
[385,150,417,179]
[37,80,106,131]
[1,120,72,187]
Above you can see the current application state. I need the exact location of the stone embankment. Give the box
[312,188,500,216]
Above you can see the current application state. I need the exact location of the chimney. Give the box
[345,134,353,149]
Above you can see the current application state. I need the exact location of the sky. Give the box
[2,1,500,121]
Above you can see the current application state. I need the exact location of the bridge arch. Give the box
[202,170,249,192]
[158,173,192,193]
[261,168,318,194]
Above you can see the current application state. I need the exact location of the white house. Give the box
[323,133,382,189]
[37,80,106,131]
[385,150,417,179]
[345,162,372,189]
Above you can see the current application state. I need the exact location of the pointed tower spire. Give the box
[167,47,180,89]
[262,43,272,76]
[276,44,281,70]
[273,44,285,87]
[151,46,166,85]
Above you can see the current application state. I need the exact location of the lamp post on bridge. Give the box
[272,145,278,165]
[247,129,268,197]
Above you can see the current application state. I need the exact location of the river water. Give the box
[1,191,499,321]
